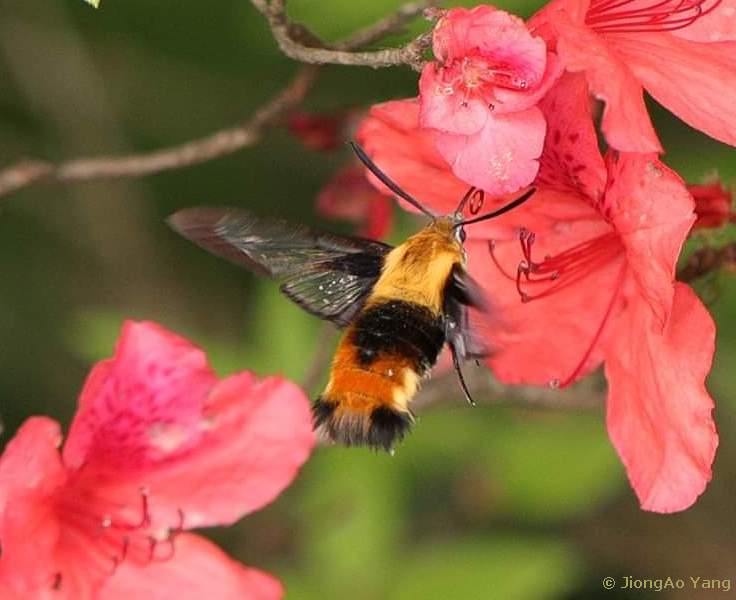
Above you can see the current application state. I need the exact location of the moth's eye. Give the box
[456,227,467,243]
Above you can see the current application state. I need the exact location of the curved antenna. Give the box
[455,188,536,227]
[350,141,435,219]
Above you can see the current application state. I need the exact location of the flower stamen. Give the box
[489,229,623,302]
[586,0,723,33]
[489,232,626,388]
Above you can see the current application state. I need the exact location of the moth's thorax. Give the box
[370,219,464,313]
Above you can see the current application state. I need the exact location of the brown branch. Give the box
[0,1,432,199]
[251,0,434,71]
[0,67,318,198]
[678,242,736,282]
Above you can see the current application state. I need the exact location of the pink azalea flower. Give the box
[316,164,393,239]
[530,0,736,152]
[357,74,718,513]
[419,5,562,195]
[0,321,315,599]
[688,179,734,229]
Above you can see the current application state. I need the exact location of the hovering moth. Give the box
[169,143,534,451]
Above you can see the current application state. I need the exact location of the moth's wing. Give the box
[443,265,490,360]
[168,207,391,326]
[279,255,385,326]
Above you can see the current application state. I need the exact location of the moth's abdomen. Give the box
[314,299,445,451]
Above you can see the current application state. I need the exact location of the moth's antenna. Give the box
[350,141,435,219]
[456,188,536,227]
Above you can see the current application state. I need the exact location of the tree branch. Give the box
[250,0,434,71]
[0,0,432,200]
[0,66,318,198]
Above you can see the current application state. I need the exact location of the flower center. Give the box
[488,229,626,387]
[53,485,183,590]
[439,56,529,108]
[585,0,723,34]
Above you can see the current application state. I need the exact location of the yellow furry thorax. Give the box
[369,218,464,314]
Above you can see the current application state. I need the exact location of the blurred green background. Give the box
[1,0,735,598]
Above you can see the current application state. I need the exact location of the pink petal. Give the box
[0,418,67,597]
[433,5,499,61]
[435,7,547,81]
[63,321,218,471]
[423,7,552,134]
[492,51,563,114]
[537,72,606,201]
[435,108,546,195]
[604,153,695,330]
[604,283,718,513]
[135,374,315,528]
[670,0,736,42]
[356,99,469,214]
[612,33,736,148]
[467,213,621,386]
[553,15,662,152]
[418,63,490,135]
[61,321,313,531]
[98,533,282,600]
[0,417,65,508]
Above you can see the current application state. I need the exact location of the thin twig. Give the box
[334,0,437,50]
[0,67,318,198]
[0,1,432,199]
[251,0,434,71]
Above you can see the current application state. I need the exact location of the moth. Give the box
[169,143,534,451]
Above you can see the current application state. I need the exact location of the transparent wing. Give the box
[444,265,490,360]
[168,207,392,326]
[443,265,492,406]
[281,268,376,326]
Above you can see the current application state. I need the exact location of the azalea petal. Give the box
[553,15,662,153]
[670,0,736,42]
[63,321,217,471]
[435,7,547,81]
[62,321,313,530]
[418,64,490,135]
[138,374,315,528]
[356,99,469,214]
[492,51,563,114]
[435,108,546,195]
[604,153,695,330]
[604,284,717,513]
[0,418,66,596]
[468,216,620,386]
[612,33,736,147]
[99,533,282,600]
[537,72,606,201]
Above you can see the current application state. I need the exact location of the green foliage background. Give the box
[1,1,735,598]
